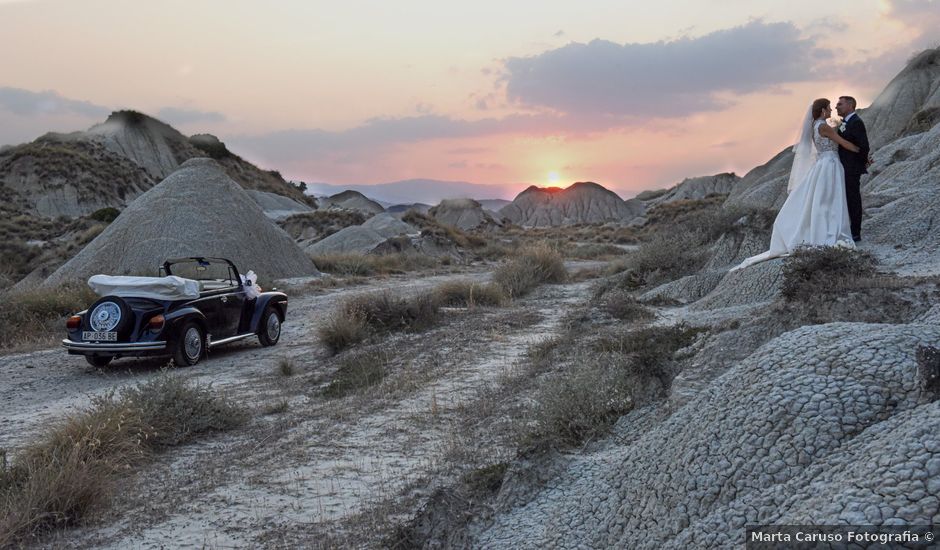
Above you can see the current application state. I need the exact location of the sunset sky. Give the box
[1,0,937,198]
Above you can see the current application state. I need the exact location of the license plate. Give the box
[83,331,117,342]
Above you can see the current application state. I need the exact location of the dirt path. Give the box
[0,262,602,548]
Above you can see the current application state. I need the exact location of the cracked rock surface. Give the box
[472,323,940,548]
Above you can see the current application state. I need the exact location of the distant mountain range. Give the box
[307,179,521,206]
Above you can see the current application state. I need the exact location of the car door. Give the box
[195,290,226,340]
[219,288,247,337]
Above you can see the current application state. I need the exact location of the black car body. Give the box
[63,257,287,367]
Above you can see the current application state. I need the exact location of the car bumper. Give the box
[62,339,168,354]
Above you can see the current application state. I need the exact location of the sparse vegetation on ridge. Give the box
[311,252,440,277]
[402,210,486,249]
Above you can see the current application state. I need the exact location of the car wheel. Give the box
[85,355,113,368]
[258,306,281,347]
[173,321,205,367]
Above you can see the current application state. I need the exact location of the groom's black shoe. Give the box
[853,236,862,242]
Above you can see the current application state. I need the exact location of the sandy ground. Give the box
[0,261,603,548]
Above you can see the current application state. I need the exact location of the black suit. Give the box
[837,114,870,240]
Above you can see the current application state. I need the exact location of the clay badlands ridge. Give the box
[0,48,939,548]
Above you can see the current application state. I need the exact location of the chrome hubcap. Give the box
[267,314,281,340]
[184,327,202,360]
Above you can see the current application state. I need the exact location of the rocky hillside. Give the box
[429,198,500,231]
[318,190,385,215]
[0,135,154,218]
[43,158,318,285]
[447,46,940,548]
[500,181,639,226]
[0,110,311,221]
[727,47,940,211]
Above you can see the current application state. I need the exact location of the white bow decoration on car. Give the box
[240,270,262,299]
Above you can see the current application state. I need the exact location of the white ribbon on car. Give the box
[240,270,262,299]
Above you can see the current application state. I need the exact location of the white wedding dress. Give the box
[731,118,854,271]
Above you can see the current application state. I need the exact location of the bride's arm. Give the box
[818,124,860,152]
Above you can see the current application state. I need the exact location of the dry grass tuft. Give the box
[319,291,441,354]
[432,281,507,308]
[322,350,390,398]
[516,357,635,451]
[311,252,438,277]
[594,324,703,385]
[0,374,245,546]
[319,308,370,355]
[781,245,878,301]
[595,289,655,322]
[0,285,97,349]
[263,400,290,415]
[492,244,567,299]
[277,357,296,377]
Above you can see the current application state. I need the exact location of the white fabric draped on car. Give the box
[87,275,201,300]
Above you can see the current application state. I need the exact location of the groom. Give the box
[835,96,870,242]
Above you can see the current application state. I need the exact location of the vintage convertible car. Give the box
[63,257,287,367]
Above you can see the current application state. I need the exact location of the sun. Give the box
[547,171,561,185]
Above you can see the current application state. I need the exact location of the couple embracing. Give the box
[733,96,870,271]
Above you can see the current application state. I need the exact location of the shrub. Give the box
[432,281,507,308]
[781,246,878,302]
[594,324,703,386]
[318,291,440,354]
[492,245,567,298]
[517,358,635,451]
[596,289,654,322]
[277,357,296,377]
[322,350,389,398]
[0,374,245,546]
[263,400,290,415]
[88,207,120,223]
[607,234,707,288]
[311,252,438,277]
[346,292,440,332]
[613,199,776,289]
[565,243,628,260]
[319,309,369,355]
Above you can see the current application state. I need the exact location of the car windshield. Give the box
[166,259,239,291]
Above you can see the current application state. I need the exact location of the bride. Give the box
[731,98,860,271]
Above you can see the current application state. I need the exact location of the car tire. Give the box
[85,355,113,368]
[258,306,281,347]
[173,321,205,367]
